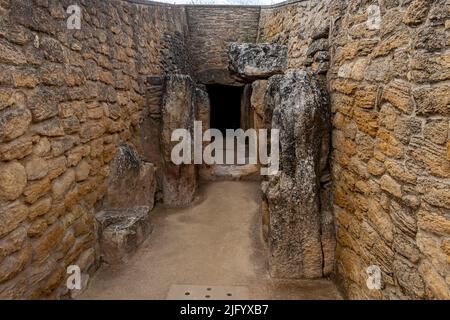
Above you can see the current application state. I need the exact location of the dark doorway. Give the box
[207,84,243,134]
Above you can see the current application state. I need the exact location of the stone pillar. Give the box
[160,74,197,207]
[264,70,331,279]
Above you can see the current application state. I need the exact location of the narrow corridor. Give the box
[81,181,341,299]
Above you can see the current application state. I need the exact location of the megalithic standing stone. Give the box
[160,74,198,207]
[264,69,331,279]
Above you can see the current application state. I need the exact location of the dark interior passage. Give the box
[207,84,243,134]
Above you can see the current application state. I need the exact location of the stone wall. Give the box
[262,69,331,279]
[259,0,449,299]
[329,0,449,299]
[259,0,336,279]
[0,0,188,298]
[1,0,449,300]
[186,5,260,85]
[259,0,337,73]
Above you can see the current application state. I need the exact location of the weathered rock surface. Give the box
[103,145,156,211]
[0,0,448,301]
[0,106,31,142]
[95,207,152,264]
[263,70,331,279]
[0,161,27,201]
[0,0,194,299]
[263,75,283,129]
[195,87,210,130]
[138,75,165,197]
[228,43,287,80]
[250,80,268,129]
[160,74,197,207]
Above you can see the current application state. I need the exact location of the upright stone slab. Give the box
[195,87,210,130]
[263,75,283,129]
[103,145,156,211]
[264,70,331,279]
[161,74,197,207]
[228,43,287,80]
[250,80,268,129]
[240,84,252,130]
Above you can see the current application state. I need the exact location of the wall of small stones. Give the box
[259,0,337,74]
[186,5,260,85]
[0,0,189,299]
[329,0,449,299]
[261,0,450,299]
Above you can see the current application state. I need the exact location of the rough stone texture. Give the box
[0,106,32,142]
[263,70,330,279]
[240,84,253,130]
[0,161,27,201]
[186,6,260,85]
[103,145,156,211]
[262,74,283,130]
[95,207,152,264]
[138,75,165,202]
[258,0,335,73]
[160,74,197,207]
[195,87,210,131]
[326,0,450,299]
[0,0,189,299]
[259,0,449,299]
[228,43,288,80]
[250,80,268,130]
[1,0,448,300]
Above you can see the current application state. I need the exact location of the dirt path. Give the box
[81,181,342,300]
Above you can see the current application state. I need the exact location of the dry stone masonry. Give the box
[160,74,198,207]
[0,0,189,299]
[0,0,448,300]
[328,0,450,300]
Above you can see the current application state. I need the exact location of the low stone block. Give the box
[95,207,152,264]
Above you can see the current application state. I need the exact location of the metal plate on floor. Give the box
[167,285,249,300]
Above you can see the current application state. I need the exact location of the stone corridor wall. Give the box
[186,5,260,85]
[0,0,188,298]
[329,0,449,299]
[258,0,338,279]
[0,0,449,300]
[259,0,449,299]
[259,0,337,74]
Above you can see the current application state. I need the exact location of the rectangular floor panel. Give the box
[167,285,249,300]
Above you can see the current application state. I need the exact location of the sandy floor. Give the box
[80,181,342,300]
